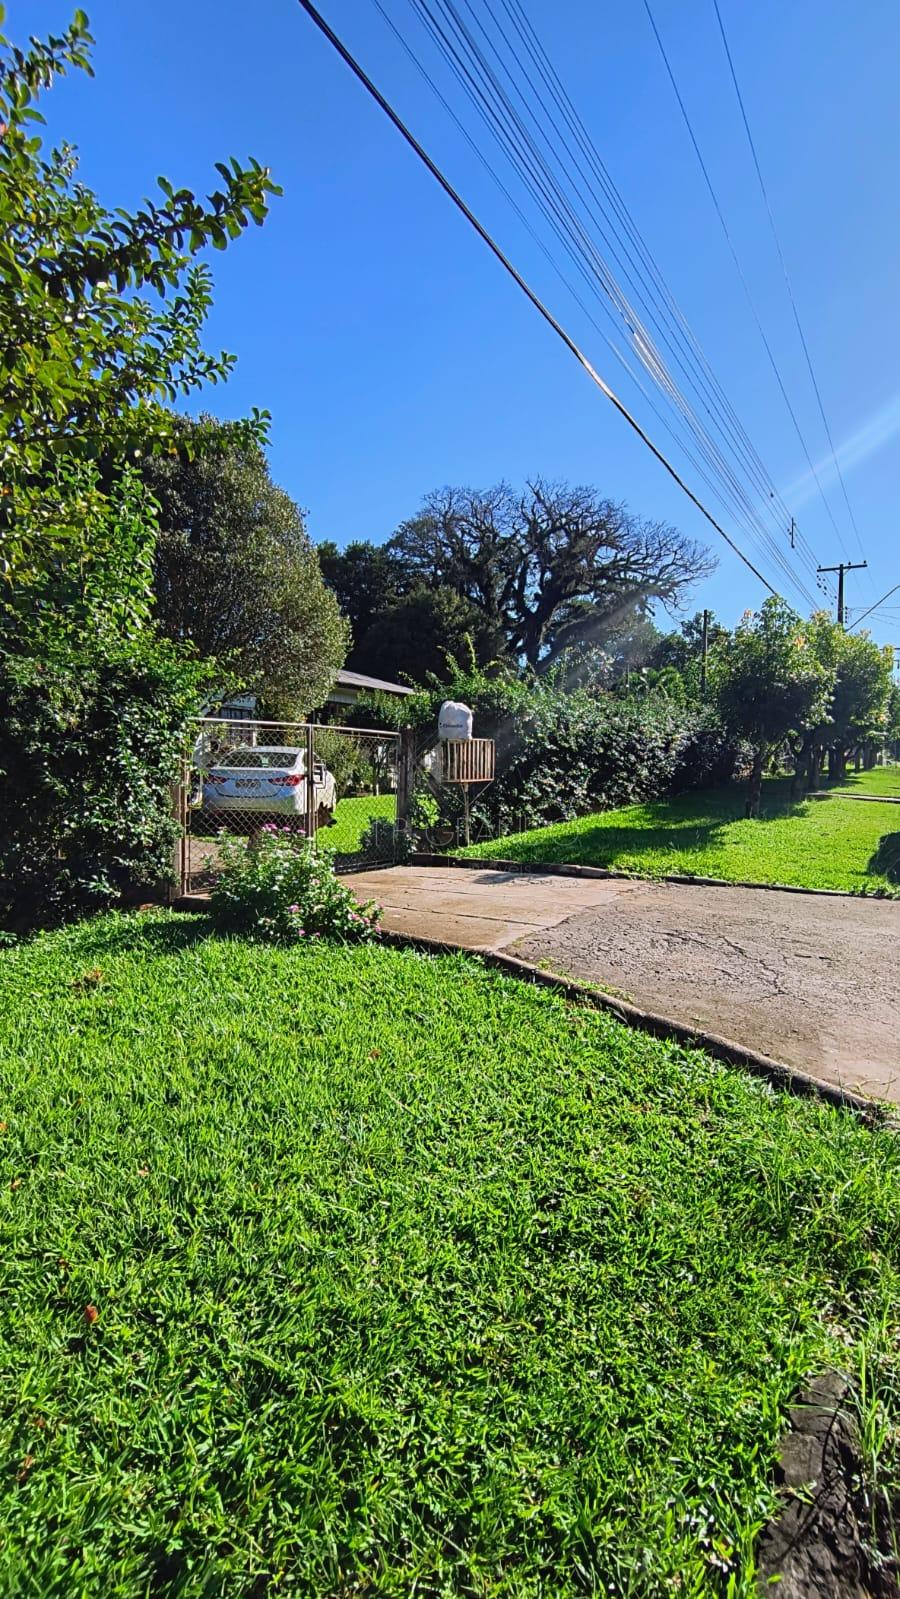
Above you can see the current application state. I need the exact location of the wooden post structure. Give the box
[440,739,495,848]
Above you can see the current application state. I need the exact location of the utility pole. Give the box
[816,561,867,626]
[700,608,710,694]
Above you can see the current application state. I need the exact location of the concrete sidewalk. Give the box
[342,865,900,1106]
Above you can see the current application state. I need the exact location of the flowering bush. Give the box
[209,827,380,944]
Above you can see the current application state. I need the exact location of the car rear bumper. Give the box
[201,794,302,815]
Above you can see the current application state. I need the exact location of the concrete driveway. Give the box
[342,865,900,1105]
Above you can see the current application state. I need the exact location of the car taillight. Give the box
[272,773,303,786]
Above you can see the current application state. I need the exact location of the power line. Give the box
[294,0,779,596]
[641,0,855,576]
[412,0,822,604]
[847,582,900,632]
[490,0,836,609]
[711,0,870,578]
[403,0,820,604]
[466,0,792,524]
[368,0,782,550]
[406,0,828,604]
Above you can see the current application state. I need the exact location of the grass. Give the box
[460,775,900,892]
[833,765,900,798]
[1,911,898,1596]
[190,795,396,854]
[324,792,395,855]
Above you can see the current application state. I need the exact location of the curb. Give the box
[374,927,885,1122]
[409,852,896,901]
[809,791,900,805]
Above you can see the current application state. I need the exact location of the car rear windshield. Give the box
[214,749,301,770]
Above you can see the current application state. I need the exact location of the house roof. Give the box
[333,669,413,697]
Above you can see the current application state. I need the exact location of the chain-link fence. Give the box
[176,718,404,895]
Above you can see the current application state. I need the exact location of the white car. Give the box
[201,746,337,828]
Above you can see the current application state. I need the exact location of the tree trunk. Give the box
[747,744,767,818]
[805,744,821,792]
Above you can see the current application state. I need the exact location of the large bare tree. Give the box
[388,479,714,668]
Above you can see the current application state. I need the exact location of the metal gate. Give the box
[175,717,406,897]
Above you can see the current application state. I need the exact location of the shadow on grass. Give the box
[868,832,900,885]
[501,781,817,868]
[62,909,218,959]
[513,814,732,867]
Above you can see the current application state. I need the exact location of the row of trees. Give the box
[319,491,896,822]
[710,601,897,814]
[366,602,897,834]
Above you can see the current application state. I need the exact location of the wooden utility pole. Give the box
[816,560,867,626]
[700,608,710,694]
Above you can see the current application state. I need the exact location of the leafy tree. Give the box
[712,599,831,816]
[389,480,713,667]
[0,10,278,589]
[886,682,900,758]
[789,616,894,789]
[1,460,158,651]
[147,418,348,718]
[651,611,730,676]
[351,586,502,684]
[822,624,892,776]
[318,540,413,646]
[599,607,664,677]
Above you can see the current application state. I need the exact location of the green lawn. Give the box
[325,792,395,855]
[460,776,900,892]
[1,912,898,1596]
[833,765,900,798]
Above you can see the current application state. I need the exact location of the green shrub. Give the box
[462,697,743,837]
[370,650,744,843]
[357,815,412,863]
[870,830,900,885]
[209,829,380,942]
[0,634,208,928]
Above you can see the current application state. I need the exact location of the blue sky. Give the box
[24,0,900,645]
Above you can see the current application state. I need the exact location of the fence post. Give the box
[396,725,416,839]
[305,724,317,844]
[169,763,188,900]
